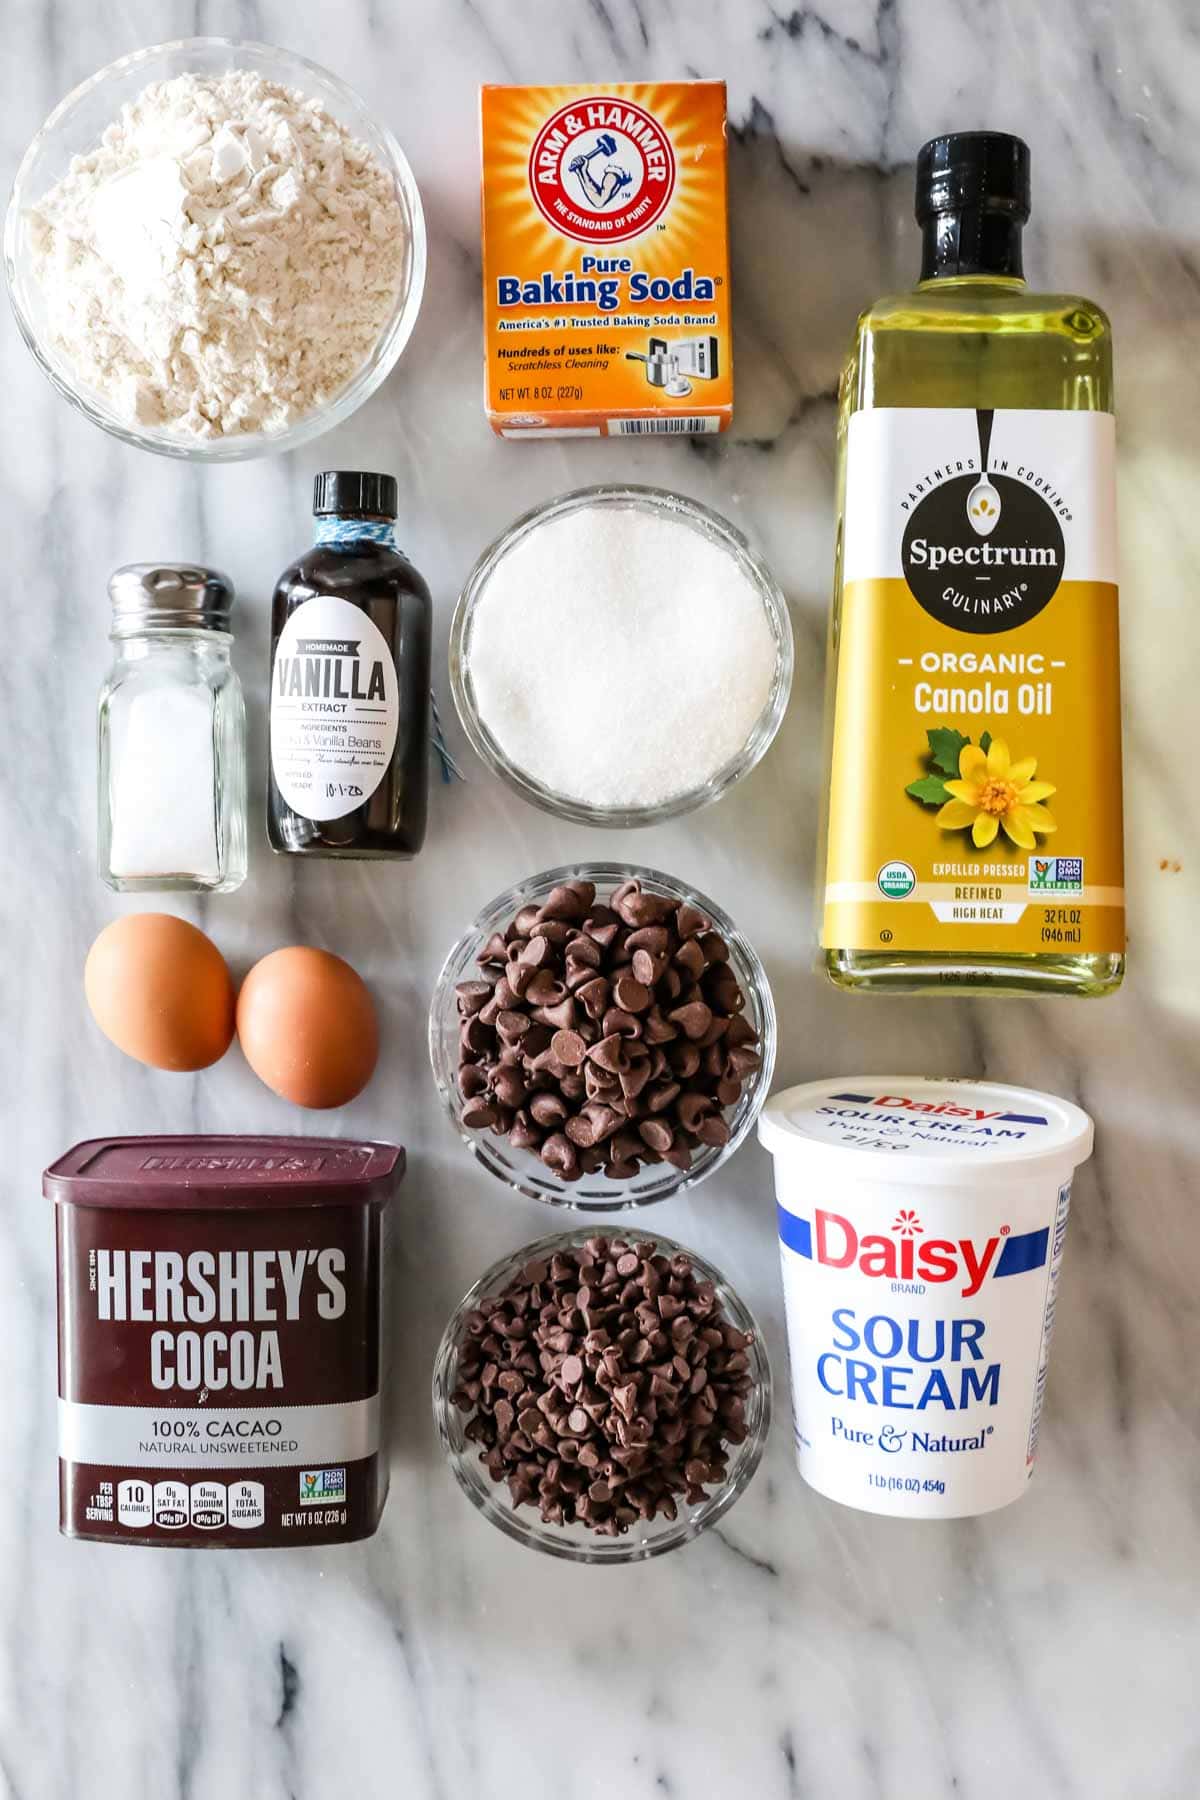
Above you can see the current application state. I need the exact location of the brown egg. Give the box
[84,914,236,1072]
[237,946,379,1109]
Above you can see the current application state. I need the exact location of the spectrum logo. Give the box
[831,1091,1049,1127]
[778,1205,1049,1298]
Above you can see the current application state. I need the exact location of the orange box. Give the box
[480,82,733,439]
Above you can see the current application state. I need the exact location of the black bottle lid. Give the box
[915,132,1030,280]
[916,132,1030,223]
[313,470,398,519]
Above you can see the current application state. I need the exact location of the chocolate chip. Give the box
[540,1134,579,1179]
[455,881,760,1182]
[451,1237,757,1536]
[455,980,494,1014]
[675,903,710,940]
[524,970,566,1006]
[639,1118,674,1154]
[551,1029,587,1068]
[668,1000,713,1041]
[613,975,651,1014]
[673,939,706,981]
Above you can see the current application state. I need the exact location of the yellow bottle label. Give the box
[822,407,1124,957]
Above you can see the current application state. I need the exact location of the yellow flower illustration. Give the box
[935,737,1058,850]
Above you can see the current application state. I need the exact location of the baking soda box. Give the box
[480,82,733,438]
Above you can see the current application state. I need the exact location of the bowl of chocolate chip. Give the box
[429,865,776,1209]
[433,1229,771,1561]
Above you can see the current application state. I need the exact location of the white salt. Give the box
[467,503,780,809]
[108,685,218,878]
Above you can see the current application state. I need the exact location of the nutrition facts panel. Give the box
[109,1478,267,1532]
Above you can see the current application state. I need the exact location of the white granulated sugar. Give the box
[468,504,779,809]
[28,71,406,437]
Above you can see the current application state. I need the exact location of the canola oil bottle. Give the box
[819,132,1124,996]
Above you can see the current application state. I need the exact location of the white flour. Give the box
[28,71,407,437]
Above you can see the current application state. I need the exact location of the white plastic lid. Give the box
[757,1077,1093,1187]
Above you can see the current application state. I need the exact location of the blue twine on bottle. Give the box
[314,516,397,548]
[430,692,465,785]
[312,513,464,785]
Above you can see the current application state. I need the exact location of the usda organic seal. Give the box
[877,860,916,900]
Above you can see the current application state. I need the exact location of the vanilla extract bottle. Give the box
[268,472,431,859]
[819,133,1124,995]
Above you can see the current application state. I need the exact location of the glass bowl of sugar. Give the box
[449,485,794,826]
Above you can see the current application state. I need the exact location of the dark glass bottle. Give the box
[268,471,431,859]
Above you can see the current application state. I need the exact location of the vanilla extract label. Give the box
[270,594,398,822]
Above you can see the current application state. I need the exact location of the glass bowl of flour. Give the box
[450,485,794,826]
[4,39,426,459]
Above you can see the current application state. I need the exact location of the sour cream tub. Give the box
[758,1078,1093,1519]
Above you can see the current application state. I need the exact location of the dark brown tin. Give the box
[45,1136,404,1549]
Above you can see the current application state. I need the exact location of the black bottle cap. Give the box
[313,471,398,519]
[916,132,1030,225]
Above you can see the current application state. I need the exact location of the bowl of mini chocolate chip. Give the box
[428,864,776,1210]
[433,1229,771,1562]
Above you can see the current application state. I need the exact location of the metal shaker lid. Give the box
[107,563,235,633]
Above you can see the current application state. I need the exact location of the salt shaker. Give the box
[98,564,247,893]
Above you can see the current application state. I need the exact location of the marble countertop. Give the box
[3,2,1198,1796]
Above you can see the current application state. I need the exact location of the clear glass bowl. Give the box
[449,485,794,826]
[432,1227,771,1563]
[428,861,777,1211]
[4,38,426,461]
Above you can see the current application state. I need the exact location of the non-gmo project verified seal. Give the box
[299,1468,347,1505]
[1028,856,1083,895]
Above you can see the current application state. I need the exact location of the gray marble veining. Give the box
[2,2,1198,1796]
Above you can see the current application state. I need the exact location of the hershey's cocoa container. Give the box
[45,1136,403,1548]
[758,1079,1094,1519]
